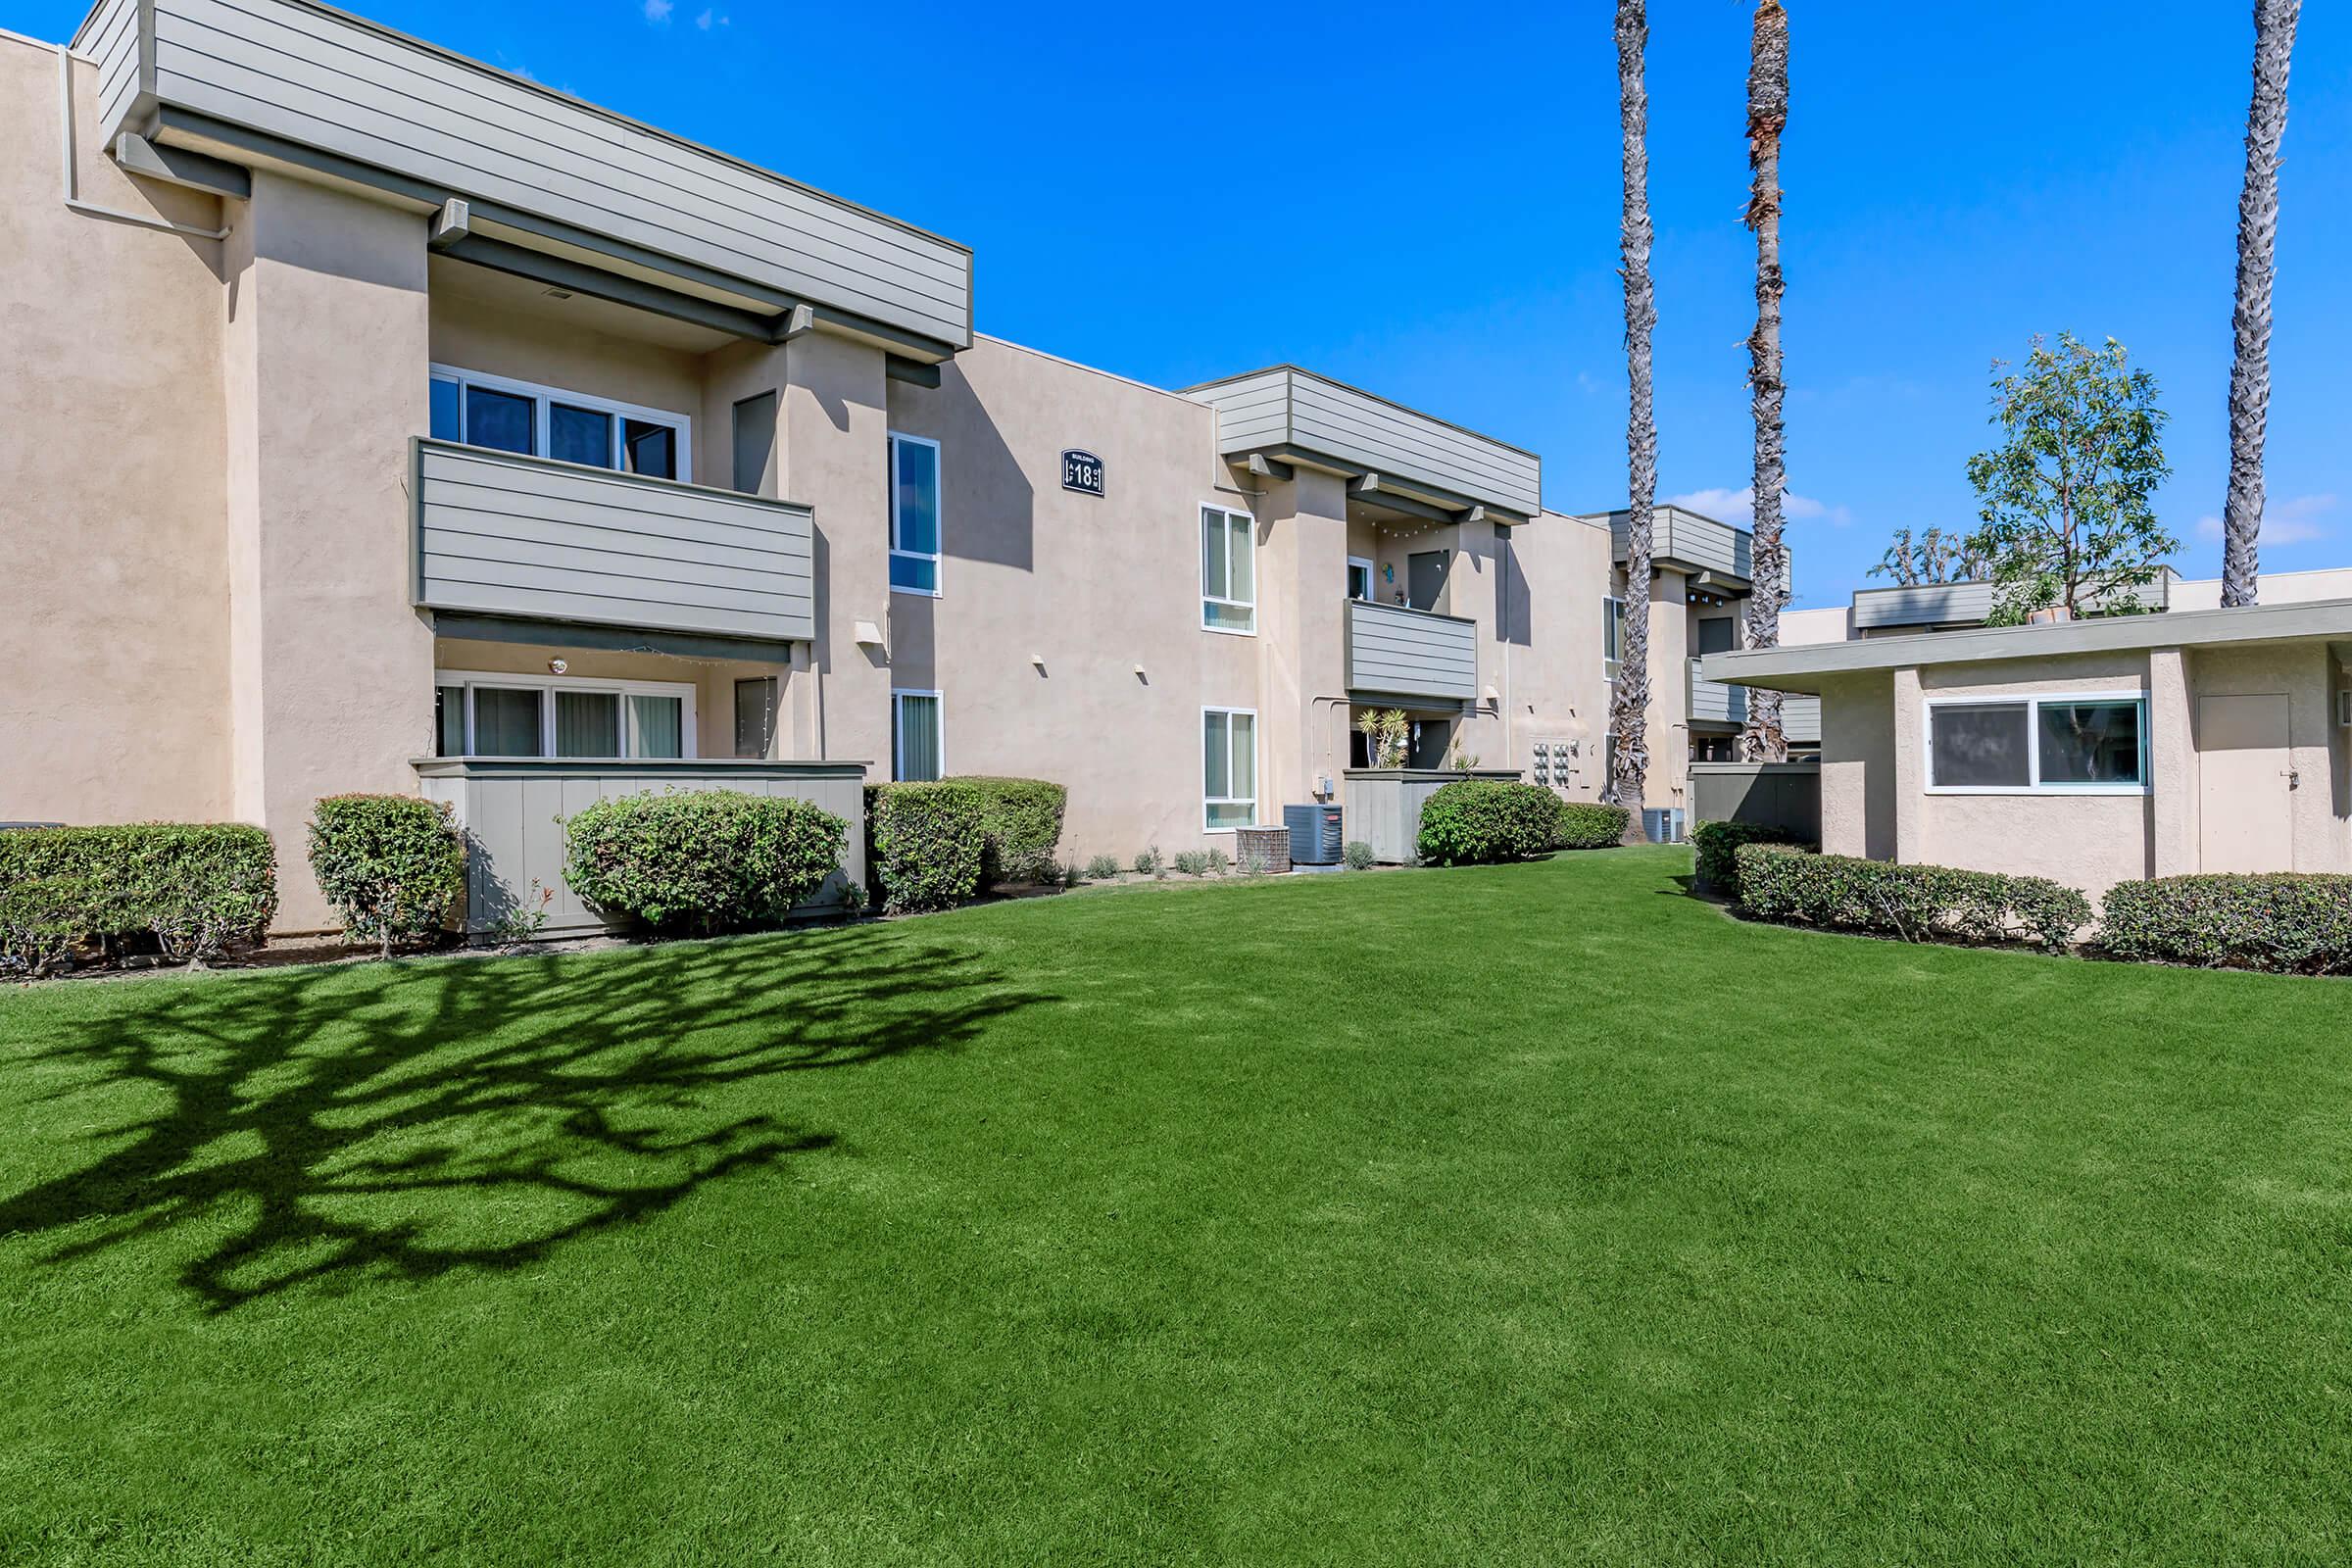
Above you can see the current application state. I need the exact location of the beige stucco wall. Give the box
[1493,514,1613,799]
[2187,642,2349,875]
[882,336,1262,858]
[0,42,234,825]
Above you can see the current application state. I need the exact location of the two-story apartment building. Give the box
[4,2,1803,930]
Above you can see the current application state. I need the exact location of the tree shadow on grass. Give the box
[0,929,1040,1314]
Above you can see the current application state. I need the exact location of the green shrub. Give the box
[1343,840,1376,872]
[1735,844,2089,951]
[1084,853,1123,882]
[959,776,1067,888]
[865,781,985,915]
[1203,847,1229,876]
[1556,801,1632,851]
[2097,874,2352,974]
[564,790,843,936]
[1134,846,1164,876]
[1690,820,1808,900]
[0,823,278,975]
[309,796,466,956]
[1173,850,1213,876]
[1416,780,1563,866]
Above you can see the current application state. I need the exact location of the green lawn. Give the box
[4,848,2349,1565]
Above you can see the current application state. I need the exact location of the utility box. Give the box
[1283,804,1345,865]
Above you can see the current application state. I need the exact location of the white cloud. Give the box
[1666,485,1851,529]
[695,8,729,27]
[2195,493,2334,546]
[643,0,673,23]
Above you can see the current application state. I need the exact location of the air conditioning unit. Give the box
[1641,807,1688,845]
[1283,803,1345,865]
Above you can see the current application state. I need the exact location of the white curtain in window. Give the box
[896,694,942,781]
[473,688,544,757]
[631,695,684,759]
[554,691,621,757]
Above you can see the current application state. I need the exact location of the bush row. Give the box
[1557,802,1632,851]
[2098,874,2352,975]
[310,795,466,956]
[1415,784,1628,865]
[964,777,1068,889]
[865,781,985,914]
[0,824,278,976]
[1734,844,2089,952]
[1690,820,1809,902]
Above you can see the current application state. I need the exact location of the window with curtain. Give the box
[427,367,689,480]
[630,695,684,760]
[1203,708,1256,829]
[893,692,943,781]
[554,691,621,758]
[437,673,696,760]
[1200,505,1254,633]
[1927,695,2147,793]
[889,433,942,594]
[471,687,545,757]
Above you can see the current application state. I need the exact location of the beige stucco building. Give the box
[1711,596,2352,900]
[5,5,1808,931]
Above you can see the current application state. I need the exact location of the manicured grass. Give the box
[4,848,2350,1564]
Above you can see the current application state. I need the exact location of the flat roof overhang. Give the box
[1702,597,2352,694]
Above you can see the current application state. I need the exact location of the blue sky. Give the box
[16,0,2350,609]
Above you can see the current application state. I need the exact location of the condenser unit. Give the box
[1283,803,1345,865]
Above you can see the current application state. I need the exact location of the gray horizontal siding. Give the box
[1783,694,1821,744]
[1610,509,1752,579]
[140,0,968,346]
[1851,581,1997,629]
[81,0,146,144]
[1191,368,1542,516]
[1689,661,1742,724]
[416,760,864,935]
[1346,600,1478,703]
[415,439,813,643]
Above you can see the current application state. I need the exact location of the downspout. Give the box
[57,43,229,241]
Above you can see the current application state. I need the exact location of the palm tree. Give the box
[1605,0,1655,822]
[2220,0,2302,609]
[1740,0,1790,762]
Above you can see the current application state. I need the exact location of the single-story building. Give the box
[1702,598,2352,899]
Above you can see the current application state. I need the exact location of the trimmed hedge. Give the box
[1690,820,1808,901]
[866,781,985,914]
[1557,802,1631,851]
[0,823,277,975]
[2098,874,2352,974]
[1736,844,2089,952]
[564,790,845,936]
[1417,780,1563,866]
[309,795,467,956]
[961,776,1067,888]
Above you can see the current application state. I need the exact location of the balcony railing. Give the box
[1345,599,1478,706]
[1689,660,1820,744]
[412,439,815,645]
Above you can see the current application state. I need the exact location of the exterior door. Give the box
[2197,693,2292,872]
[1407,551,1448,612]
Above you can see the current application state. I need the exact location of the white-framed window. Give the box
[433,669,696,760]
[1602,595,1627,681]
[889,432,943,596]
[1924,692,2149,795]
[427,365,689,482]
[1201,707,1257,830]
[1200,505,1256,634]
[1347,555,1376,602]
[892,690,944,781]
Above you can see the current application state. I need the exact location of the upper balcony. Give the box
[412,439,814,646]
[75,0,971,359]
[1688,660,1820,744]
[1186,368,1541,523]
[1604,507,1753,594]
[1346,599,1479,708]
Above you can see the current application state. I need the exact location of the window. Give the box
[893,690,943,781]
[889,432,942,595]
[1925,693,2148,794]
[732,391,777,496]
[1695,615,1738,656]
[1200,505,1255,633]
[734,676,778,759]
[1602,596,1627,680]
[1347,556,1375,603]
[434,670,695,760]
[426,365,689,481]
[1202,708,1257,830]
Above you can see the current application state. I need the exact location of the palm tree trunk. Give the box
[2221,0,2301,609]
[1740,0,1790,762]
[1606,0,1656,826]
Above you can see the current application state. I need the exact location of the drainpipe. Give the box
[56,43,228,241]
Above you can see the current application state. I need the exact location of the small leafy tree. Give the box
[1869,526,1989,587]
[1962,333,2177,625]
